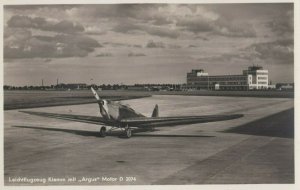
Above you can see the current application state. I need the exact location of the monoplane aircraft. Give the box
[21,88,243,138]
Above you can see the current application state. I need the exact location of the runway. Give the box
[4,95,294,185]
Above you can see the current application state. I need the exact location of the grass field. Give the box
[4,90,150,110]
[4,89,293,110]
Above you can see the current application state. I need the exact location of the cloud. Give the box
[177,18,214,33]
[128,52,146,57]
[5,5,259,39]
[168,44,181,49]
[194,35,209,41]
[266,9,293,37]
[96,53,113,57]
[153,5,256,38]
[177,16,256,37]
[188,44,198,48]
[198,53,245,63]
[113,22,179,39]
[70,4,256,38]
[199,39,293,65]
[103,42,132,47]
[214,19,256,37]
[152,16,173,26]
[4,29,101,59]
[145,40,165,48]
[7,15,85,33]
[5,5,77,11]
[133,44,142,48]
[4,27,31,41]
[247,39,293,63]
[53,20,84,33]
[113,22,140,33]
[85,26,107,35]
[66,4,164,22]
[144,25,179,39]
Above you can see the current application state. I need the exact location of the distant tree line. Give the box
[3,83,184,91]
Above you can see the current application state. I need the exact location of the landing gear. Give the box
[99,126,106,137]
[124,125,132,138]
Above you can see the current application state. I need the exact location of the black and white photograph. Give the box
[2,1,297,188]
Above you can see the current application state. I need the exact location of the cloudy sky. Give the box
[4,3,294,86]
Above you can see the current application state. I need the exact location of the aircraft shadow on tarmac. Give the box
[12,125,215,138]
[223,108,294,139]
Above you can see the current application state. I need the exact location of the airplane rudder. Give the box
[151,104,159,117]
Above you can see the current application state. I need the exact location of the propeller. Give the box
[91,87,104,105]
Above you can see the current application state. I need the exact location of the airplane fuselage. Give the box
[100,100,145,122]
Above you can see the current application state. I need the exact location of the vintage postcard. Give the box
[1,0,297,189]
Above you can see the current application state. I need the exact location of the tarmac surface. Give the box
[4,95,294,185]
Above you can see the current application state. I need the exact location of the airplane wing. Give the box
[121,114,243,127]
[20,111,115,125]
[20,111,243,128]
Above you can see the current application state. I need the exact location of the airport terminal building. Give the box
[187,66,268,90]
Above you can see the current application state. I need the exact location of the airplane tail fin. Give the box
[151,104,159,117]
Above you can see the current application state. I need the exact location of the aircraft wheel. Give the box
[125,128,132,138]
[99,126,106,137]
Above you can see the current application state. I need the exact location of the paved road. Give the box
[4,95,294,185]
